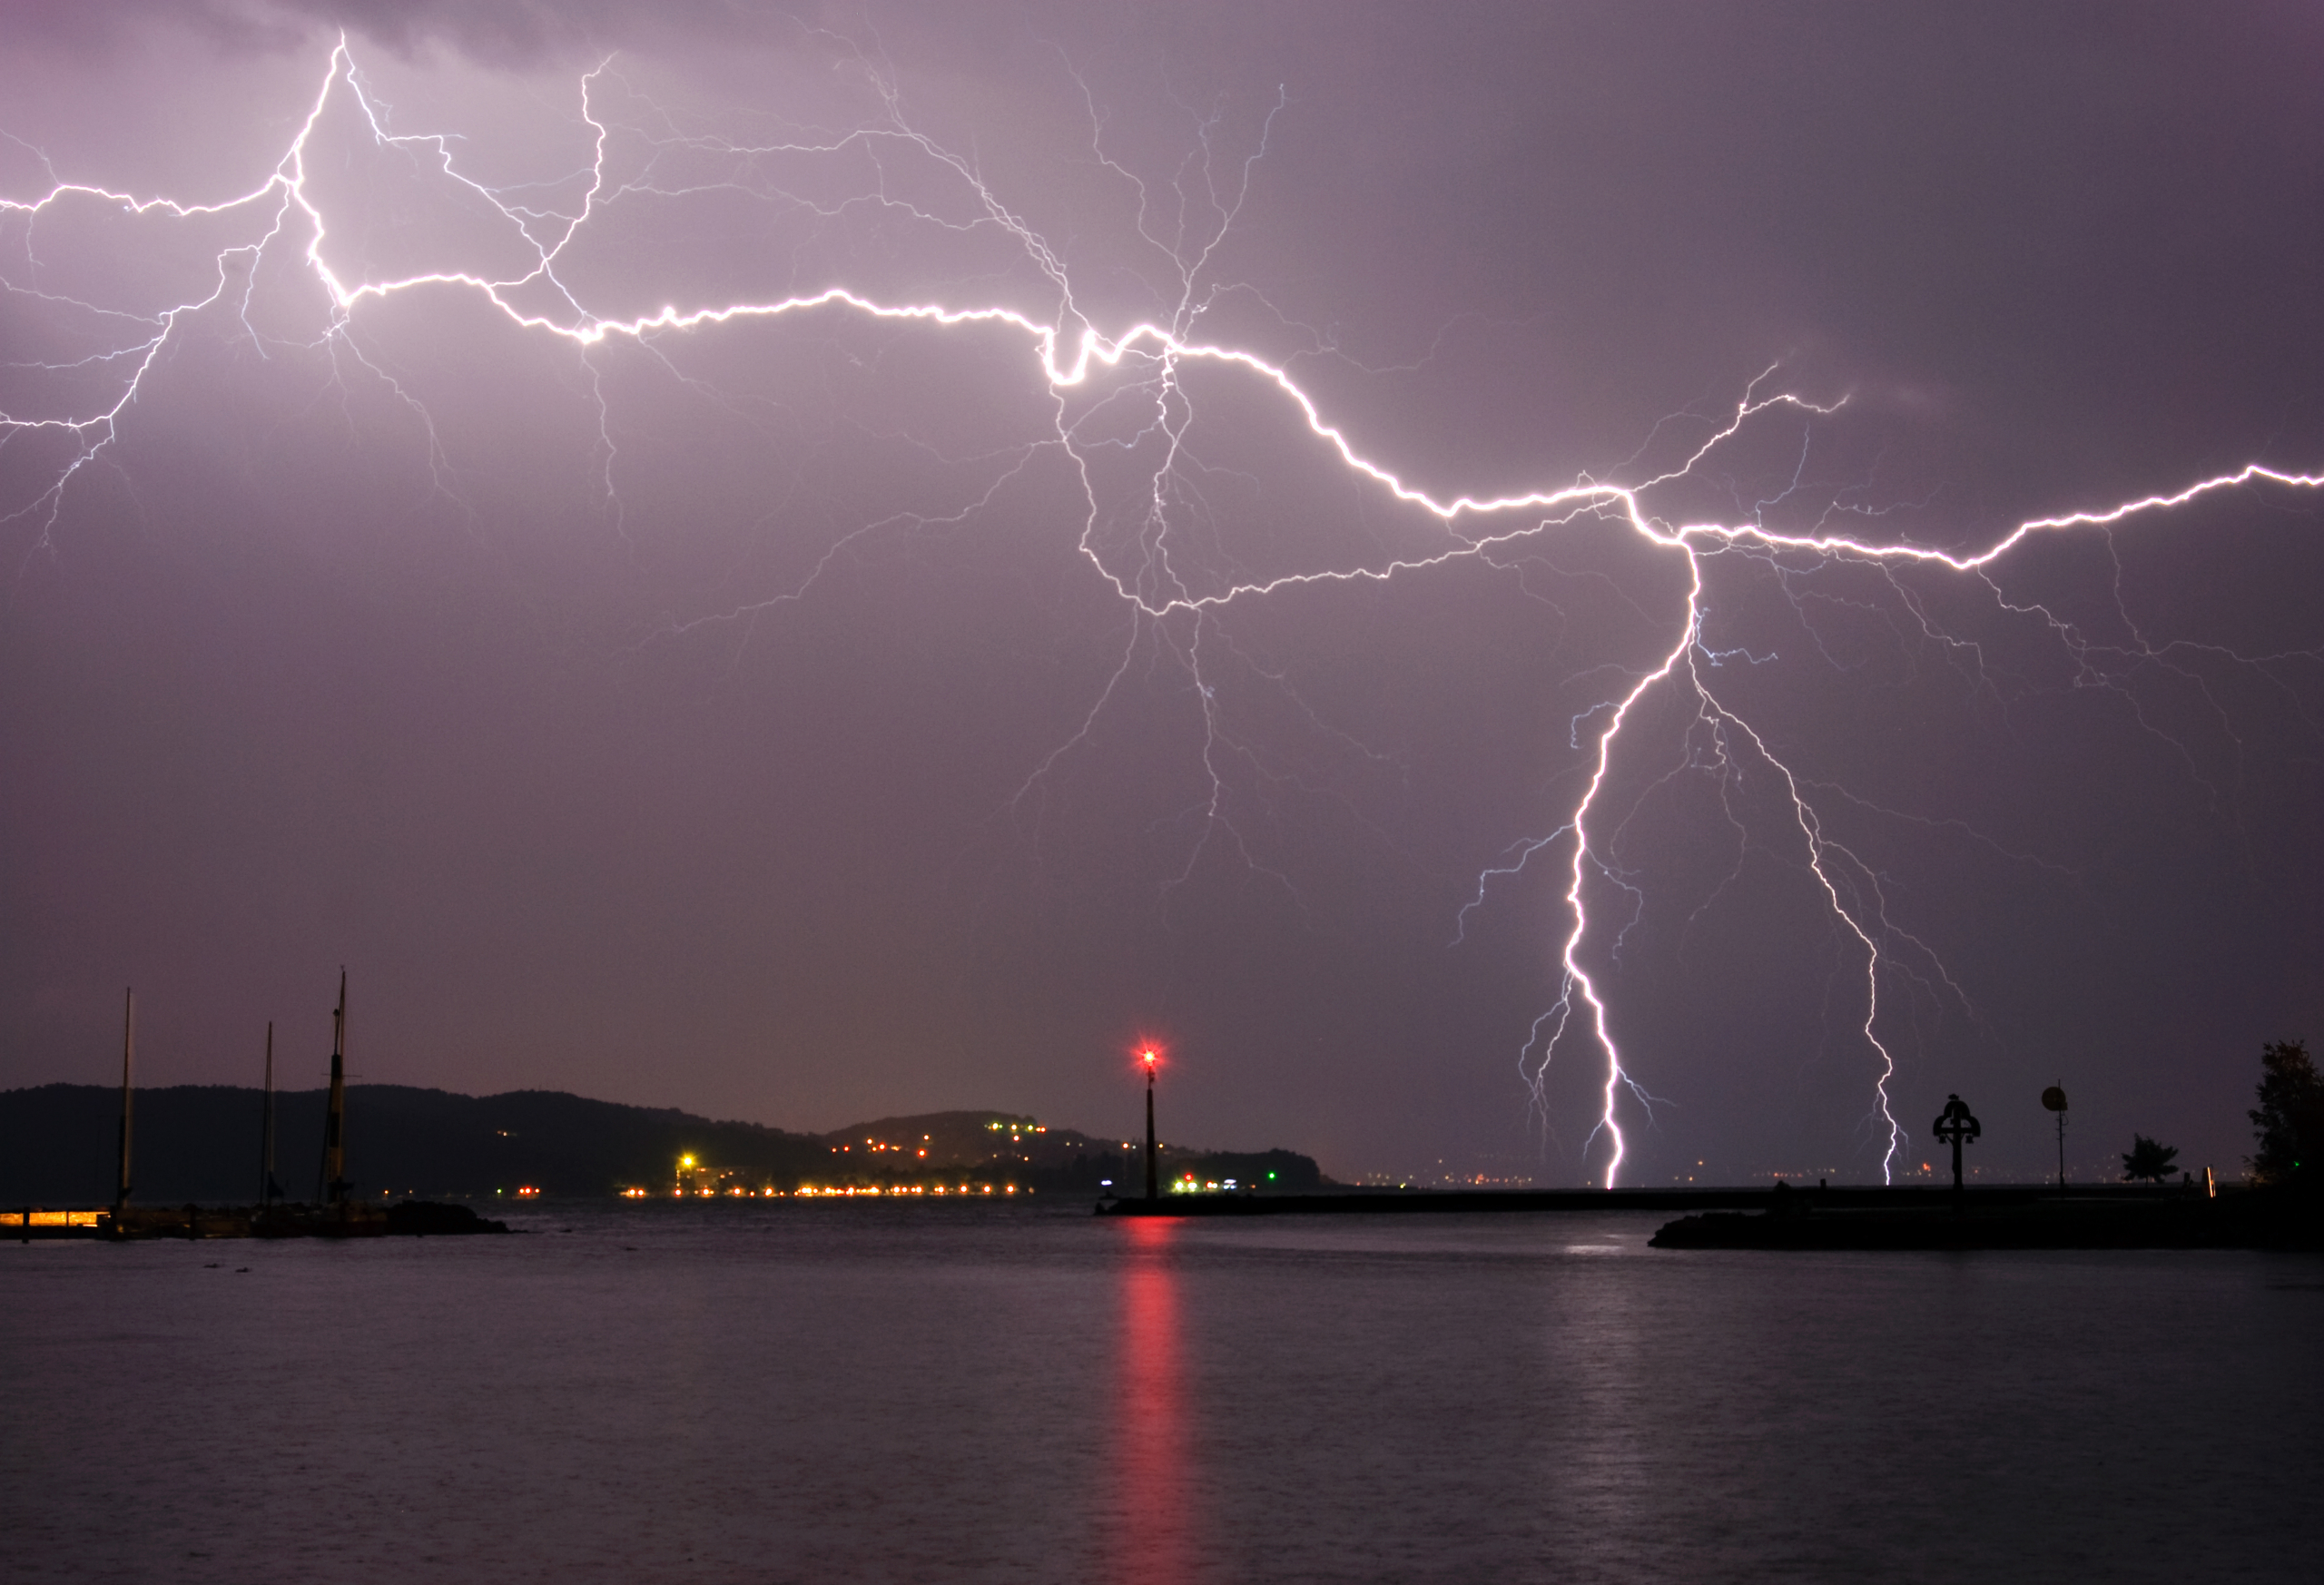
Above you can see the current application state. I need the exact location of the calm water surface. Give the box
[3,1205,2317,1583]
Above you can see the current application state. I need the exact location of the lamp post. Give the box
[1142,1048,1158,1203]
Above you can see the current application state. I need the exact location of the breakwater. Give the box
[1096,1184,2062,1216]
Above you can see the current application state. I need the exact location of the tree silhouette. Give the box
[2120,1135,2180,1183]
[2250,1039,2322,1186]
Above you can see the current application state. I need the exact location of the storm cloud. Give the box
[3,2,2319,1184]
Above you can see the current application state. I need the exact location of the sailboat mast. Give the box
[320,970,348,1208]
[115,988,135,1213]
[260,1021,276,1205]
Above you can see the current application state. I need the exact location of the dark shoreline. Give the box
[21,1185,2314,1253]
[1099,1184,2115,1216]
[1097,1182,2324,1250]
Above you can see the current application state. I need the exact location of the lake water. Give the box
[3,1204,2318,1583]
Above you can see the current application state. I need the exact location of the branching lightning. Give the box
[5,40,2319,1185]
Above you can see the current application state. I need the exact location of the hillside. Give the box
[0,1087,1324,1202]
[0,1084,831,1204]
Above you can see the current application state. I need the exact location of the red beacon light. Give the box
[1134,1043,1163,1201]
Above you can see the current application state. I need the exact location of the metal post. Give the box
[1144,1059,1158,1203]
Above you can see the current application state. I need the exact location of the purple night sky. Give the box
[3,1,2319,1185]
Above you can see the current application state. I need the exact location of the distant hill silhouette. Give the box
[0,1084,829,1204]
[0,1087,1324,1203]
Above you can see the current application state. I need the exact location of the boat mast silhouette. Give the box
[317,970,350,1208]
[114,988,135,1214]
[259,1020,283,1206]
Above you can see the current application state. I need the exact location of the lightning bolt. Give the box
[5,40,2318,1186]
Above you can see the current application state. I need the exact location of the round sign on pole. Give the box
[2041,1086,2068,1112]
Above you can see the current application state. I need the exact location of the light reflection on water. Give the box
[1,1204,2317,1583]
[1115,1217,1189,1585]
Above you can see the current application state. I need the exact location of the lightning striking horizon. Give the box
[5,40,2318,1184]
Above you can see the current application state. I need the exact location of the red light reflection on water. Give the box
[1114,1216,1194,1583]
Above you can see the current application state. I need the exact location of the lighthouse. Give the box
[1142,1048,1159,1202]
